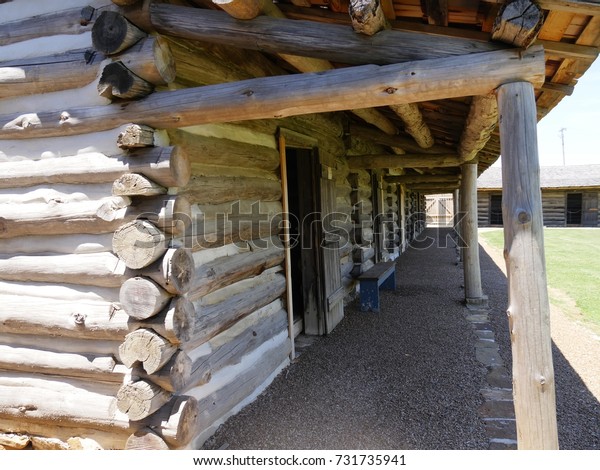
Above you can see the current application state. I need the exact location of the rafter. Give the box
[348,154,462,169]
[458,95,498,163]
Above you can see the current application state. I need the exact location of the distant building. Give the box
[477,165,600,227]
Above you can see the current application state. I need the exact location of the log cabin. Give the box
[478,165,600,227]
[0,0,599,451]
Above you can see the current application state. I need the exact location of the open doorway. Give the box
[283,144,344,336]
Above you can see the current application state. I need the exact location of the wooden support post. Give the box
[497,81,559,450]
[453,188,462,262]
[459,162,486,308]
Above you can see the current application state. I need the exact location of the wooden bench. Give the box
[358,261,396,313]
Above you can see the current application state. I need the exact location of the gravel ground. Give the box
[201,228,600,450]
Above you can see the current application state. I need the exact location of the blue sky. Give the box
[493,57,600,167]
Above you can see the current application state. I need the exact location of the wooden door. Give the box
[582,192,598,227]
[319,159,344,334]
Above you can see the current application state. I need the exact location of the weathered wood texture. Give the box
[149,5,508,65]
[460,163,483,301]
[492,0,544,48]
[0,47,545,139]
[458,95,498,162]
[0,147,191,189]
[498,81,559,450]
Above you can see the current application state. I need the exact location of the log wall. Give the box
[0,0,428,450]
[477,190,600,227]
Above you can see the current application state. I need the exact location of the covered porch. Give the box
[200,228,600,450]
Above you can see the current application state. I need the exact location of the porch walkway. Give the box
[201,228,600,450]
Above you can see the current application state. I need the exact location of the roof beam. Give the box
[385,174,460,184]
[458,95,499,163]
[388,104,435,149]
[531,0,600,16]
[0,46,545,140]
[149,4,508,66]
[348,154,462,169]
[537,40,599,60]
[209,0,400,137]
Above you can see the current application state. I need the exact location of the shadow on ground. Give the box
[201,228,600,450]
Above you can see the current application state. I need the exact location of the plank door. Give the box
[582,192,599,227]
[318,158,344,334]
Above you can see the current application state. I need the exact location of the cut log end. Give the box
[120,276,172,320]
[116,380,172,421]
[126,428,170,450]
[153,395,199,448]
[119,329,177,374]
[92,11,147,55]
[112,219,167,269]
[98,62,155,100]
[212,0,263,20]
[349,0,390,36]
[113,173,167,196]
[117,124,155,149]
[491,0,544,48]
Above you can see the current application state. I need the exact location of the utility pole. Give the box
[559,127,567,165]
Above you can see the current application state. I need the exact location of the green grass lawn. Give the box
[479,228,600,333]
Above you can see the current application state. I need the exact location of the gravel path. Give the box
[201,228,600,450]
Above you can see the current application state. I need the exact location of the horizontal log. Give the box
[188,241,284,300]
[150,4,507,66]
[187,330,290,449]
[180,175,282,205]
[0,280,118,303]
[349,154,462,169]
[385,174,461,184]
[0,146,191,189]
[0,233,113,255]
[185,300,286,392]
[0,345,126,383]
[188,271,286,350]
[0,196,131,239]
[0,47,545,139]
[0,371,198,448]
[349,123,451,155]
[168,130,280,171]
[0,252,133,288]
[0,294,189,343]
[0,183,114,205]
[0,48,103,100]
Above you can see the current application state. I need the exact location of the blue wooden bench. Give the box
[358,261,396,313]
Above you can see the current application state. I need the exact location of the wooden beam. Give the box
[405,182,460,191]
[388,104,434,148]
[0,49,103,100]
[535,0,600,16]
[349,0,390,36]
[385,174,460,184]
[425,0,449,27]
[541,82,574,95]
[349,124,451,154]
[492,0,544,48]
[497,81,558,449]
[458,95,498,163]
[537,40,599,60]
[348,154,462,169]
[148,4,508,66]
[0,46,545,140]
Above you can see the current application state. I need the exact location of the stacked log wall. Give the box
[0,0,295,450]
[348,170,376,276]
[477,192,491,226]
